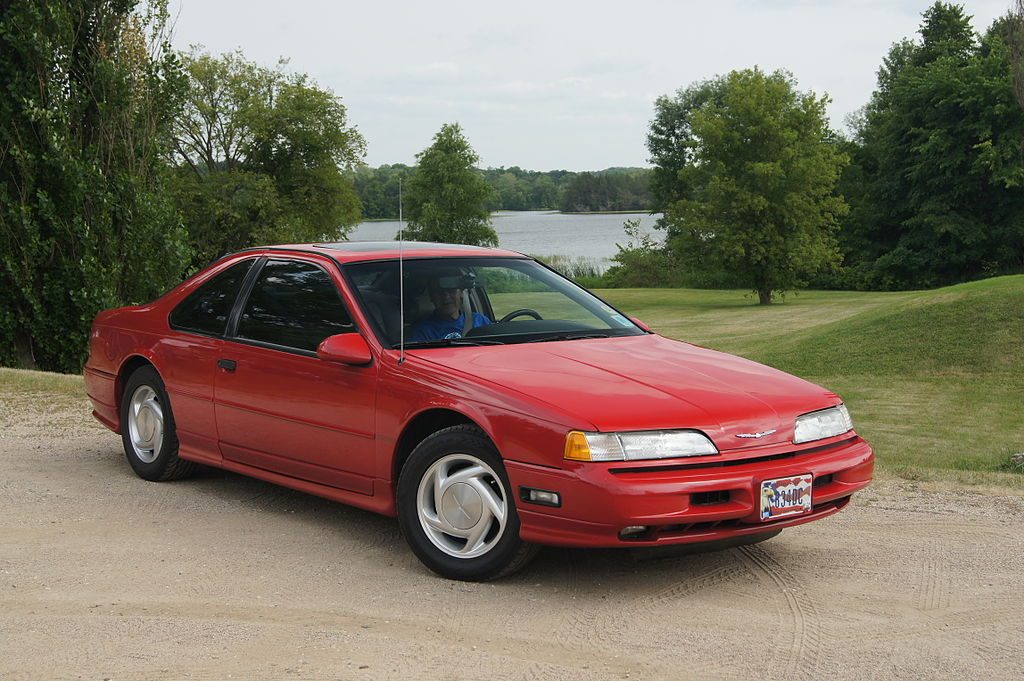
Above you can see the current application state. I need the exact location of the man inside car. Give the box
[407,272,491,342]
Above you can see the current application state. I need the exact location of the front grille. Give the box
[619,496,852,542]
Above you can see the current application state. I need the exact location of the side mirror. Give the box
[630,317,652,333]
[317,334,372,366]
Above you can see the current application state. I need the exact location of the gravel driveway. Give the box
[1,381,1022,680]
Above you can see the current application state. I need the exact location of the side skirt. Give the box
[177,450,397,517]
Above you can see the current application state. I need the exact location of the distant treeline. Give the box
[350,165,652,218]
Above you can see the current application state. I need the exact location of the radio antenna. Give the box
[398,176,405,365]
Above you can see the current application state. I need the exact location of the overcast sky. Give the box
[167,0,1011,171]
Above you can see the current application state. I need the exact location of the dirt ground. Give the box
[1,385,1022,681]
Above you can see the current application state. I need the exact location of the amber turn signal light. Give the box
[564,431,592,461]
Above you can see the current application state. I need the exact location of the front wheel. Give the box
[397,425,538,581]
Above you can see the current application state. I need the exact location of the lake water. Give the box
[349,210,663,270]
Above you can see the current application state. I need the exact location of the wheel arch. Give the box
[392,408,490,485]
[115,355,158,418]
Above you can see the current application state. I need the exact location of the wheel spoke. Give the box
[421,510,450,533]
[144,397,163,423]
[443,464,486,489]
[460,517,492,555]
[431,465,445,511]
[150,420,163,456]
[471,478,506,526]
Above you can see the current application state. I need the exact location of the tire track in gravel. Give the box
[555,551,607,650]
[546,549,752,680]
[641,562,748,610]
[549,550,654,672]
[915,553,951,612]
[504,658,590,681]
[929,603,1024,672]
[736,544,823,680]
[536,548,655,675]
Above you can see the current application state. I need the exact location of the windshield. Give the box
[344,257,644,347]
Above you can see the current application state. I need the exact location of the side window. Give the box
[169,260,255,336]
[236,260,355,352]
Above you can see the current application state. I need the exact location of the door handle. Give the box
[218,358,237,372]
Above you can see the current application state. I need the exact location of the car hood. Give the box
[411,334,839,450]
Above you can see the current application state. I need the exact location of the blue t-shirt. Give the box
[408,312,491,342]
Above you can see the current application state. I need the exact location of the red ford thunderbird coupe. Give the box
[85,242,874,580]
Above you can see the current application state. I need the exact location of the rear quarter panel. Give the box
[84,292,221,454]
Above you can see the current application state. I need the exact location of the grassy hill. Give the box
[600,275,1024,487]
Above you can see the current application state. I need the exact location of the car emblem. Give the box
[736,429,777,439]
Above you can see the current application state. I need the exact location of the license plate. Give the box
[760,473,813,521]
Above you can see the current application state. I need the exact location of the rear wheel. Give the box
[398,425,538,581]
[120,365,195,482]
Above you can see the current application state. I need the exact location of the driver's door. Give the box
[213,256,378,494]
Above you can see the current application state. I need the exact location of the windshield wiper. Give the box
[527,332,610,343]
[394,338,504,349]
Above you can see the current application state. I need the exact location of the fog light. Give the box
[519,487,561,507]
[619,525,648,540]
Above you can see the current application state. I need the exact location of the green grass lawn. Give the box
[598,275,1024,489]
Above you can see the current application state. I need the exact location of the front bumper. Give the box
[506,435,873,548]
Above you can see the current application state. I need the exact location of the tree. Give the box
[1012,1,1024,109]
[649,69,847,304]
[841,3,1024,289]
[0,0,189,372]
[559,169,652,212]
[403,123,497,246]
[604,219,682,288]
[172,51,365,266]
[349,164,411,219]
[647,79,726,212]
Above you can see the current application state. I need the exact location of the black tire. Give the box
[119,365,196,482]
[397,425,538,581]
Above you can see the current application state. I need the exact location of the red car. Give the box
[85,242,874,580]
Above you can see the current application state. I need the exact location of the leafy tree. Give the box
[647,80,726,212]
[349,164,411,219]
[0,0,189,372]
[479,166,568,212]
[559,169,652,212]
[603,219,683,288]
[649,69,847,304]
[172,51,365,266]
[354,164,651,216]
[527,174,561,210]
[841,3,1024,289]
[403,123,497,246]
[1012,1,1024,109]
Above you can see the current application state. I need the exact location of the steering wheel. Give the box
[499,308,543,323]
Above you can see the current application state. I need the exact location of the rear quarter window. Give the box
[169,260,255,336]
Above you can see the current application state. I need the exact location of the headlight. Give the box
[793,404,853,444]
[564,429,718,462]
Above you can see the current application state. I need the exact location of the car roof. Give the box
[237,241,529,263]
